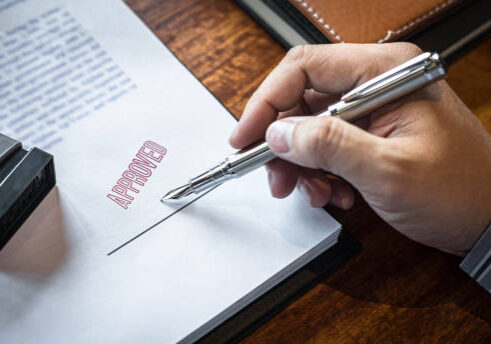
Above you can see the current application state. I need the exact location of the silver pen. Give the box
[162,52,446,202]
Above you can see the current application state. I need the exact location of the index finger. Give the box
[229,43,422,148]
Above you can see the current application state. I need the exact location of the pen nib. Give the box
[161,184,193,203]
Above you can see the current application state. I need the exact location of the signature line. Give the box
[107,187,216,256]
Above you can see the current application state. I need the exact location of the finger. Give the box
[277,90,340,119]
[230,42,423,148]
[266,159,299,199]
[266,116,386,185]
[277,99,309,118]
[327,176,355,210]
[268,160,355,209]
[296,169,332,208]
[301,89,339,115]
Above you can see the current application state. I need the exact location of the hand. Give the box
[229,43,491,256]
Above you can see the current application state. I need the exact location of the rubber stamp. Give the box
[0,133,56,250]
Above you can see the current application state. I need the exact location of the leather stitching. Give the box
[293,0,344,43]
[377,0,457,43]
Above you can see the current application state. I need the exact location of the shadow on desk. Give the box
[324,200,491,325]
[0,187,68,274]
[0,188,68,329]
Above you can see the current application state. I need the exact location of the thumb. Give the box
[265,116,385,184]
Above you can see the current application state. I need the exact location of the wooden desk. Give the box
[126,0,491,342]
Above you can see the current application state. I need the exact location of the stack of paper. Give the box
[0,0,341,342]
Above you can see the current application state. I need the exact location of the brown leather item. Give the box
[288,0,464,43]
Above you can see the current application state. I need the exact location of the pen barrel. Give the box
[226,141,275,177]
[189,162,232,193]
[188,142,274,193]
[326,52,446,122]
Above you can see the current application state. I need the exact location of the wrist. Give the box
[458,157,491,255]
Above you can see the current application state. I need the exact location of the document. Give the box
[0,0,341,342]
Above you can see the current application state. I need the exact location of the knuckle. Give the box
[392,42,423,58]
[285,45,311,63]
[360,43,423,81]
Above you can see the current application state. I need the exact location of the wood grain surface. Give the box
[125,0,491,342]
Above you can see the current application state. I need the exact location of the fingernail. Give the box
[297,180,312,205]
[330,193,350,210]
[266,120,295,153]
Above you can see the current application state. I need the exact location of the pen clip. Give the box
[341,52,440,102]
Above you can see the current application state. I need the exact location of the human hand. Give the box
[229,43,491,256]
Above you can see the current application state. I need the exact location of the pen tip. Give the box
[161,184,193,203]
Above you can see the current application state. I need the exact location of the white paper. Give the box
[0,0,341,342]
